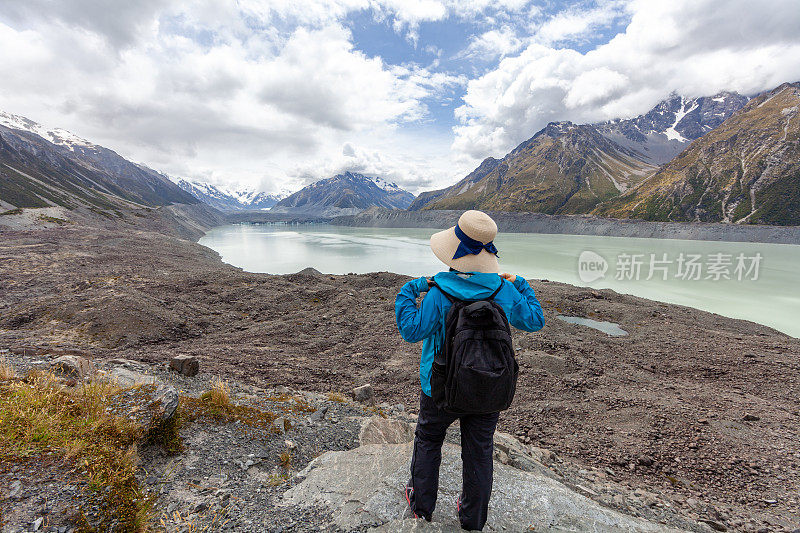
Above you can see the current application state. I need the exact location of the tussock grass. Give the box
[266,392,316,415]
[326,392,347,403]
[0,370,152,531]
[199,377,231,414]
[278,450,293,470]
[182,378,278,431]
[366,405,388,419]
[0,355,13,380]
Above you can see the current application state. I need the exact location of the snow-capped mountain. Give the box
[596,91,749,164]
[411,90,749,214]
[176,179,286,211]
[0,111,96,152]
[272,171,414,217]
[0,110,198,211]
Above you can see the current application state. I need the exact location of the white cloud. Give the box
[0,1,475,194]
[532,0,629,45]
[453,0,800,162]
[459,26,524,60]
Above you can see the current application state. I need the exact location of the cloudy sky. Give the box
[1,0,799,195]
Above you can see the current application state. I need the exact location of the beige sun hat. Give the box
[430,210,500,273]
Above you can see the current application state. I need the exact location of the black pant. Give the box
[409,392,499,531]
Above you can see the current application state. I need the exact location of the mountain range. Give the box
[413,83,798,226]
[410,91,750,215]
[0,111,198,213]
[596,83,800,225]
[271,171,415,217]
[2,82,797,227]
[176,180,285,211]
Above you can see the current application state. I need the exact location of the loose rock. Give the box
[169,354,199,377]
[352,384,374,403]
[51,355,95,379]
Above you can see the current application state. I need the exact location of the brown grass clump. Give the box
[266,392,316,415]
[278,450,293,470]
[366,405,388,419]
[0,354,14,381]
[326,392,347,403]
[0,370,152,531]
[181,379,278,433]
[199,377,231,415]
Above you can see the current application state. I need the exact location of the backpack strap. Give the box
[488,279,504,300]
[430,281,459,304]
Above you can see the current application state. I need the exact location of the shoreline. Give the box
[328,208,800,245]
[197,223,799,338]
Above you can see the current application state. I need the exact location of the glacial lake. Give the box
[199,223,800,337]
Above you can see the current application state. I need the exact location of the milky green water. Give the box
[199,223,800,337]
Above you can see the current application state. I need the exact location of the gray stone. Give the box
[742,413,760,422]
[110,367,159,387]
[152,385,179,422]
[352,384,374,403]
[310,405,329,422]
[273,417,288,433]
[359,417,415,445]
[370,520,461,532]
[51,355,95,379]
[8,479,22,499]
[699,519,728,532]
[637,455,654,467]
[281,442,684,532]
[170,354,199,377]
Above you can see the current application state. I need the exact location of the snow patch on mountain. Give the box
[0,111,93,151]
[177,179,287,211]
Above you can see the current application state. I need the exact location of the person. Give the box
[395,209,544,531]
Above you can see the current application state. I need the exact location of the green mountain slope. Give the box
[420,123,656,215]
[594,83,800,225]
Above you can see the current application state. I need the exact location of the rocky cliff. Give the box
[595,83,800,225]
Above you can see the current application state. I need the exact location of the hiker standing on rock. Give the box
[396,210,544,531]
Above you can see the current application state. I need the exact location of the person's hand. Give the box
[500,272,517,283]
[415,277,433,293]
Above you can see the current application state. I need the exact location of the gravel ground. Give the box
[1,224,799,531]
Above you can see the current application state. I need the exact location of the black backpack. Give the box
[430,281,518,415]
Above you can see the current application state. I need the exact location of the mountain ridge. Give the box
[176,179,286,211]
[272,171,414,217]
[594,82,800,225]
[412,91,749,216]
[0,111,198,211]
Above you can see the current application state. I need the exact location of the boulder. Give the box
[110,367,159,387]
[359,417,415,445]
[352,384,374,403]
[169,354,199,377]
[51,355,95,379]
[281,442,683,532]
[152,385,179,422]
[309,405,329,423]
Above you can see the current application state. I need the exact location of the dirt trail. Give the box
[1,225,799,531]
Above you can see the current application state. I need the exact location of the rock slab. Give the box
[282,442,685,532]
[51,355,95,379]
[359,417,415,446]
[352,383,374,403]
[169,354,199,376]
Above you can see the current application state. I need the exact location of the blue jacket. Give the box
[395,271,544,396]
